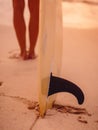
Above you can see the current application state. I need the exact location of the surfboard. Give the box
[38,0,63,117]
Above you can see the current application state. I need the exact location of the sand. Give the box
[0,1,98,130]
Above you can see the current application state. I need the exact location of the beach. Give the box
[0,1,98,130]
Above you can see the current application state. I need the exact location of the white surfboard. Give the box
[38,0,63,117]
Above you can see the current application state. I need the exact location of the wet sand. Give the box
[0,1,98,130]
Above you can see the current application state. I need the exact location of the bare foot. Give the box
[27,53,37,60]
[20,52,28,60]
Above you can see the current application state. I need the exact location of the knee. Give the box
[28,0,40,15]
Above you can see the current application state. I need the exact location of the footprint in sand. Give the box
[0,82,3,86]
[95,120,98,123]
[77,116,88,124]
[8,49,20,59]
[8,49,37,60]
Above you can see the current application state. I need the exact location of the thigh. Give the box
[12,0,25,10]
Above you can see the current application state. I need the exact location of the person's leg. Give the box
[12,0,27,59]
[28,0,40,59]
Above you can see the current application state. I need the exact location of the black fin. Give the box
[48,73,84,105]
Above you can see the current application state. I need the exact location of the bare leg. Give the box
[12,0,27,59]
[28,0,40,59]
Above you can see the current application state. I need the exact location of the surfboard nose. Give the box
[48,73,84,105]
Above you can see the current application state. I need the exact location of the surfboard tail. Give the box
[48,73,84,105]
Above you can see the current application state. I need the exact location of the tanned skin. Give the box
[12,0,39,60]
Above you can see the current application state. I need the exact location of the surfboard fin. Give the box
[48,73,84,105]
